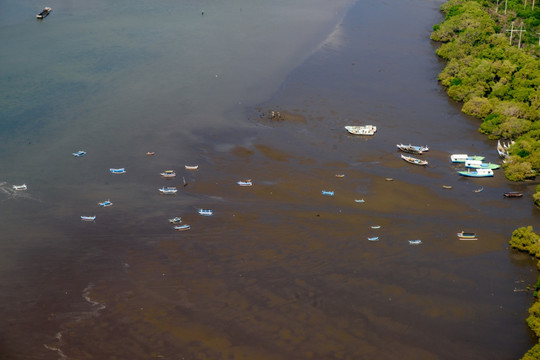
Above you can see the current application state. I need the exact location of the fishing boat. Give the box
[385,178,394,181]
[367,237,379,241]
[457,231,477,240]
[504,191,523,197]
[12,184,27,191]
[321,190,334,196]
[335,174,345,178]
[198,209,213,216]
[80,216,96,221]
[465,160,500,170]
[237,180,252,186]
[355,199,365,203]
[396,144,428,154]
[159,187,177,194]
[174,224,191,231]
[109,168,126,174]
[344,125,377,136]
[146,152,155,156]
[185,165,199,170]
[98,200,113,207]
[408,240,423,245]
[457,168,493,177]
[168,217,182,224]
[72,150,86,157]
[450,154,485,163]
[160,170,176,178]
[401,154,428,166]
[371,225,381,229]
[36,7,51,19]
[442,185,453,189]
[497,140,509,158]
[474,187,484,193]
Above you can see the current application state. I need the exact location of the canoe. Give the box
[159,187,177,194]
[335,174,345,178]
[174,224,191,231]
[110,168,126,174]
[497,140,509,158]
[98,200,113,207]
[185,165,199,170]
[401,154,428,166]
[168,217,182,224]
[355,199,365,203]
[321,190,334,196]
[450,154,485,163]
[474,187,484,193]
[457,231,477,240]
[198,209,213,216]
[345,125,377,136]
[367,237,379,241]
[442,185,453,189]
[161,170,176,178]
[396,144,428,154]
[237,180,252,186]
[408,240,423,245]
[72,150,86,157]
[457,168,493,177]
[370,225,381,229]
[81,216,96,221]
[146,152,155,156]
[12,184,27,191]
[504,192,523,197]
[36,7,51,19]
[465,160,501,170]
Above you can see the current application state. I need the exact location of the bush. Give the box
[510,226,540,254]
[462,96,493,118]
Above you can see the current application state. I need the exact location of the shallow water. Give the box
[1,0,539,358]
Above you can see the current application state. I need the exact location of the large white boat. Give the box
[450,154,485,163]
[344,125,377,136]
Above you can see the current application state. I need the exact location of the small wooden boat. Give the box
[504,191,523,197]
[367,237,379,241]
[385,178,394,181]
[36,7,51,19]
[345,125,377,136]
[335,174,345,178]
[474,187,484,193]
[457,231,477,240]
[401,154,428,166]
[355,199,365,203]
[12,184,27,191]
[185,165,199,170]
[465,160,501,170]
[442,185,453,189]
[396,144,428,155]
[198,209,213,216]
[160,170,176,178]
[168,217,182,224]
[237,180,252,187]
[146,152,155,156]
[450,154,485,163]
[174,224,191,231]
[159,187,177,194]
[109,168,126,174]
[408,240,423,245]
[370,225,381,229]
[98,200,113,207]
[321,190,334,196]
[80,216,96,221]
[457,168,493,177]
[72,150,86,157]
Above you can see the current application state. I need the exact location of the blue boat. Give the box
[367,237,379,241]
[72,150,86,157]
[408,240,422,245]
[457,168,493,177]
[321,190,334,196]
[159,187,178,194]
[98,200,113,207]
[174,224,191,231]
[168,217,182,224]
[237,180,252,187]
[81,215,96,221]
[110,168,126,174]
[198,209,213,216]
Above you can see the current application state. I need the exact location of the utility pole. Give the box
[505,0,508,14]
[496,0,500,12]
[518,22,526,48]
[507,22,515,45]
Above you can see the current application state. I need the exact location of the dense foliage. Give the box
[431,0,539,187]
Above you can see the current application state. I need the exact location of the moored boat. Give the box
[355,199,365,203]
[497,140,509,158]
[198,209,213,216]
[442,185,453,189]
[36,7,51,19]
[12,184,27,191]
[168,217,182,224]
[504,191,523,197]
[457,168,493,177]
[450,154,485,163]
[321,190,334,196]
[370,225,381,229]
[345,125,377,136]
[401,154,428,166]
[98,200,113,207]
[174,224,191,231]
[367,237,379,241]
[237,180,252,186]
[160,170,176,178]
[80,216,96,221]
[457,231,477,240]
[72,150,86,157]
[109,168,126,174]
[408,240,423,245]
[396,144,428,155]
[465,160,500,170]
[146,152,155,156]
[474,187,484,193]
[185,165,199,170]
[159,187,177,194]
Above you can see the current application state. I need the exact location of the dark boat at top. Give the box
[36,7,51,19]
[504,191,523,198]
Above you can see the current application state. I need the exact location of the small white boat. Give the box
[160,170,176,178]
[321,190,334,196]
[474,187,484,193]
[450,154,485,163]
[110,168,126,174]
[367,237,379,241]
[146,152,155,156]
[345,125,377,136]
[497,140,509,158]
[72,150,86,157]
[408,240,423,245]
[198,209,213,216]
[185,165,199,170]
[355,199,365,203]
[174,224,191,231]
[335,174,345,178]
[237,180,252,187]
[442,185,453,189]
[159,187,178,194]
[465,160,500,170]
[168,217,182,224]
[457,168,493,177]
[396,144,428,155]
[98,200,113,207]
[80,216,96,221]
[12,184,27,191]
[401,154,428,166]
[370,225,381,229]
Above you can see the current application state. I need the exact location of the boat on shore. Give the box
[237,180,252,186]
[174,224,191,231]
[397,144,428,154]
[159,187,177,194]
[98,200,113,207]
[198,209,213,216]
[450,154,485,163]
[321,190,334,196]
[36,7,51,19]
[504,191,523,197]
[401,154,428,166]
[458,168,493,177]
[168,217,182,224]
[72,150,86,157]
[12,184,27,191]
[80,216,96,221]
[160,170,176,178]
[344,125,377,136]
[109,168,126,174]
[408,240,423,245]
[457,231,478,240]
[185,165,199,170]
[497,140,510,158]
[465,160,500,170]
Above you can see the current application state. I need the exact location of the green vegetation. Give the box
[433,1,540,358]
